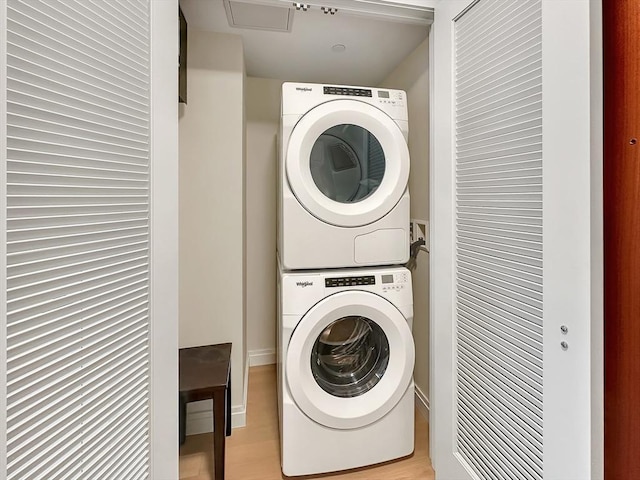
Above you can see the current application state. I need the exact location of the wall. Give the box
[379,37,430,410]
[178,30,247,430]
[245,77,283,364]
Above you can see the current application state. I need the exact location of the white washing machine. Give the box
[278,82,411,270]
[277,264,415,476]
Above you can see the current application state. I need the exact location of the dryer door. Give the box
[286,290,414,430]
[286,100,410,227]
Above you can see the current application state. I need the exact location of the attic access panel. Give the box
[224,0,294,32]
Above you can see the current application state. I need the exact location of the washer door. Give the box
[286,290,414,430]
[286,100,410,227]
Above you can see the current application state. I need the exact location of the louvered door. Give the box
[0,0,173,478]
[456,1,543,478]
[430,1,602,479]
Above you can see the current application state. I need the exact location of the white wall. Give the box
[178,30,247,430]
[245,77,283,365]
[379,37,430,406]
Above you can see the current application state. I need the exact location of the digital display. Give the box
[381,274,394,284]
[378,91,390,98]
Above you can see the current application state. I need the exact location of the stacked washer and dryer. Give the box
[277,82,415,476]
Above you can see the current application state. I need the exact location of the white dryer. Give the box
[278,82,411,270]
[277,265,415,476]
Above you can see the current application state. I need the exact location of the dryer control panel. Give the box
[322,85,405,108]
[376,89,405,108]
[282,82,408,122]
[323,86,372,97]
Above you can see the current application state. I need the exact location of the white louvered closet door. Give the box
[1,0,156,478]
[431,1,602,479]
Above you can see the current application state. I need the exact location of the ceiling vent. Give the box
[223,0,294,32]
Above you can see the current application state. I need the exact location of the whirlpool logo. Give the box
[296,281,314,288]
[295,87,313,92]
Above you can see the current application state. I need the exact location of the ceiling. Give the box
[178,0,430,86]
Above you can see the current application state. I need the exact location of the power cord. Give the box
[405,238,426,271]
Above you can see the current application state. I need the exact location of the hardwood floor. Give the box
[179,365,435,480]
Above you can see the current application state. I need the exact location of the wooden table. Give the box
[179,343,232,480]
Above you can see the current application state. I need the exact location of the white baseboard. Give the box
[249,348,276,366]
[239,352,249,425]
[185,353,250,436]
[415,384,429,421]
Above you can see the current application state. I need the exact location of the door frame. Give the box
[149,0,179,477]
[603,1,640,477]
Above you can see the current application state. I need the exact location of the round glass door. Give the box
[311,316,389,398]
[310,125,385,204]
[286,99,410,227]
[285,291,414,430]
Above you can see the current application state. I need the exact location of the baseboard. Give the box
[185,353,250,435]
[249,348,276,366]
[239,352,249,426]
[415,384,429,421]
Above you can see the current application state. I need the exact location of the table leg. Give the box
[213,389,226,480]
[179,393,186,446]
[226,370,231,436]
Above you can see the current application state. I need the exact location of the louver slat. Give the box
[8,375,148,473]
[7,115,148,148]
[454,1,543,479]
[5,0,151,478]
[8,128,148,159]
[8,342,148,436]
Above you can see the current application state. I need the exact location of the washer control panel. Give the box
[381,271,409,292]
[324,272,409,292]
[325,275,375,287]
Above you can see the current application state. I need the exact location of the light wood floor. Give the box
[179,365,435,480]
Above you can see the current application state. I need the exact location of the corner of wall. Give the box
[378,36,431,403]
[241,33,249,407]
[178,28,248,428]
[245,76,285,360]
